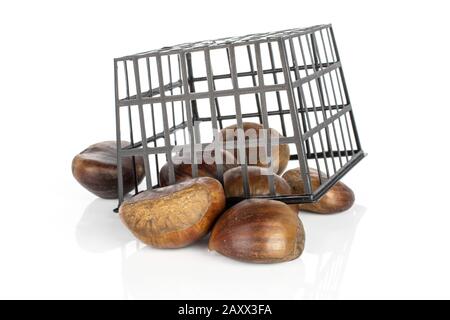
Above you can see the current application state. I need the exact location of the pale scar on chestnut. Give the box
[120,177,226,249]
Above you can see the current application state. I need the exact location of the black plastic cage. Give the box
[114,24,365,207]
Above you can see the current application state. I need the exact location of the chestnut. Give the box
[159,149,236,187]
[72,141,145,199]
[282,168,355,214]
[219,122,290,175]
[120,177,226,248]
[209,199,305,263]
[223,166,291,198]
[224,166,296,212]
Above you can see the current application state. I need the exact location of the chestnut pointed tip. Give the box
[207,242,215,252]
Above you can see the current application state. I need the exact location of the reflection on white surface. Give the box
[120,205,366,299]
[76,198,134,253]
[300,205,366,299]
[122,238,306,300]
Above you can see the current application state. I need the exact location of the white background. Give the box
[1,0,449,299]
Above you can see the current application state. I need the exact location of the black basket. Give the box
[113,24,365,207]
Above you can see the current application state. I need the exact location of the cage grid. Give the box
[114,24,365,207]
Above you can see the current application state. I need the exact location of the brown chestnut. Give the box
[220,122,290,174]
[120,177,226,248]
[72,141,145,199]
[224,166,297,212]
[159,149,237,187]
[223,166,291,198]
[209,199,305,263]
[282,168,355,214]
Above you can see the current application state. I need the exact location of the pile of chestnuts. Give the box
[72,122,355,263]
